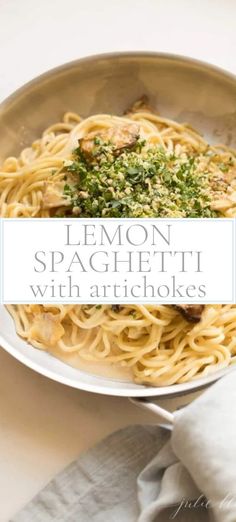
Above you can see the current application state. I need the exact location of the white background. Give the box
[0,0,236,520]
[0,0,236,101]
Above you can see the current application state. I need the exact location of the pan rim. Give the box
[0,328,233,397]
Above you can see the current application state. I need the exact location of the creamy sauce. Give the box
[50,348,133,382]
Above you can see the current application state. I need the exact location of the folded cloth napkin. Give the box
[11,371,236,522]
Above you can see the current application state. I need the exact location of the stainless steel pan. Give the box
[0,52,235,401]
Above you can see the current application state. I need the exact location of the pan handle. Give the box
[129,397,174,429]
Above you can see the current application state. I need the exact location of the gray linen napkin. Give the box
[11,371,236,522]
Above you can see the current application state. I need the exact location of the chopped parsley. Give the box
[63,140,229,218]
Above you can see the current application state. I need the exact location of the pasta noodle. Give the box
[2,104,236,386]
[6,303,236,386]
[1,110,236,218]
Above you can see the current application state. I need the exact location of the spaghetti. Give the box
[6,303,236,386]
[2,104,236,386]
[1,109,236,218]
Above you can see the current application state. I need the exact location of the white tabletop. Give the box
[0,0,236,520]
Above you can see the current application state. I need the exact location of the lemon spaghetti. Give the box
[2,102,236,386]
[6,303,236,386]
[1,108,236,218]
